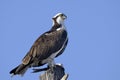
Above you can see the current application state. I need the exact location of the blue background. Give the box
[0,0,120,80]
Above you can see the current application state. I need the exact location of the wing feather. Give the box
[22,30,67,66]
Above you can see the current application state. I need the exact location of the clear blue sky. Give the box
[0,0,120,80]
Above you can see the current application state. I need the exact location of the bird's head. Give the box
[52,13,67,25]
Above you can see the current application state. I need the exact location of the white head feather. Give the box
[53,13,67,25]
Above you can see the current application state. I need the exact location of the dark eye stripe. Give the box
[61,14,64,16]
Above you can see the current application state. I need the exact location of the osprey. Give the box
[10,13,68,76]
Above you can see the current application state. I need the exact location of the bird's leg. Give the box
[48,58,55,73]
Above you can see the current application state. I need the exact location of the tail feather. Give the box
[10,64,29,76]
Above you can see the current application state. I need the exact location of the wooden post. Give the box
[39,64,68,80]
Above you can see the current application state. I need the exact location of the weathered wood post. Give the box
[39,64,68,80]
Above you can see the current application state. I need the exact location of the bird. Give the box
[10,13,68,76]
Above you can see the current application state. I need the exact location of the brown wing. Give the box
[22,30,67,65]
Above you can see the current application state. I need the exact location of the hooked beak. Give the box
[63,14,67,20]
